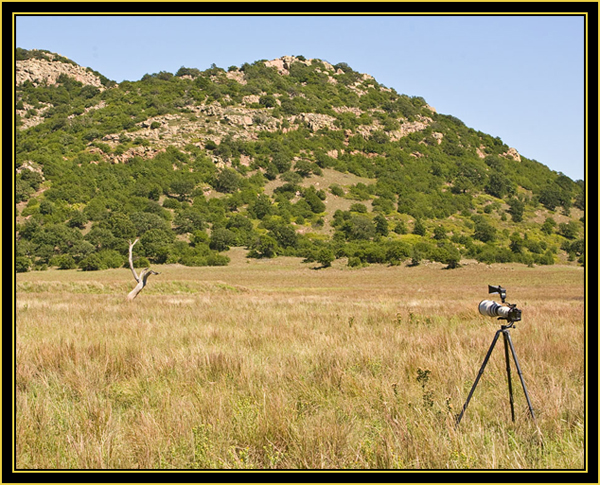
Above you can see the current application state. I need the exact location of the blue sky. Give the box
[15,14,585,181]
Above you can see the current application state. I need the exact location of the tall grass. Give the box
[15,257,586,469]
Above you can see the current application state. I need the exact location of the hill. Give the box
[15,49,585,272]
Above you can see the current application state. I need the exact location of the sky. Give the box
[15,14,586,181]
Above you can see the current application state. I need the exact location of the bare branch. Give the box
[126,239,160,301]
[128,238,140,283]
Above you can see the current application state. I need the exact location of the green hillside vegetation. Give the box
[15,50,585,272]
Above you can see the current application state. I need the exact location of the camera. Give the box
[478,285,521,323]
[478,300,521,321]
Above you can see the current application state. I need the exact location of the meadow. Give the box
[14,250,586,470]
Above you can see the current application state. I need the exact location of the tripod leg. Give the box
[502,330,516,422]
[456,329,502,426]
[505,331,536,421]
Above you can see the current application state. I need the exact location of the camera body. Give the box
[478,285,521,323]
[478,300,522,322]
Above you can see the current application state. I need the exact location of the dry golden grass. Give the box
[15,254,586,470]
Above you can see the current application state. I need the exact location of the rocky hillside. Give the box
[16,53,104,88]
[15,49,585,272]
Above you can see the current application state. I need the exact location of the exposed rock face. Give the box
[16,56,103,88]
[225,69,246,84]
[293,113,337,132]
[503,147,521,162]
[432,132,444,144]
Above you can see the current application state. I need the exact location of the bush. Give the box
[412,219,426,237]
[79,253,104,271]
[347,256,363,267]
[214,168,241,193]
[209,228,237,251]
[537,249,555,265]
[15,256,32,273]
[316,248,335,268]
[51,254,77,270]
[350,203,368,214]
[473,219,496,243]
[330,184,345,197]
[163,198,181,209]
[132,256,151,268]
[206,253,230,266]
[98,249,125,269]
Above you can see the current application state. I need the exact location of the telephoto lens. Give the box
[478,300,510,319]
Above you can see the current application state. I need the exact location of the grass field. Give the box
[14,251,586,470]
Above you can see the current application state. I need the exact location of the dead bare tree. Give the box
[127,238,160,301]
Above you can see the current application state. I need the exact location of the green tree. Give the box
[316,247,335,268]
[214,168,241,193]
[385,241,411,265]
[541,217,556,235]
[170,178,196,201]
[507,197,525,223]
[433,225,447,240]
[558,221,578,240]
[393,221,408,235]
[509,232,524,254]
[435,242,461,269]
[140,228,175,261]
[67,210,88,229]
[413,218,426,237]
[51,254,77,270]
[295,160,313,178]
[250,194,273,219]
[79,253,105,271]
[249,234,278,258]
[374,214,389,236]
[209,228,237,251]
[538,184,562,211]
[473,219,496,243]
[342,215,376,241]
[268,223,299,249]
[15,256,32,273]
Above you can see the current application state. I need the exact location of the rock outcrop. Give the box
[16,53,103,88]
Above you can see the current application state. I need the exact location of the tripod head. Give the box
[488,284,507,303]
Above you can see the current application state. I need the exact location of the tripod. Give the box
[456,319,536,426]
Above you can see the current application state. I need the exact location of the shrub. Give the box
[412,219,426,237]
[214,168,241,194]
[206,253,230,266]
[330,184,345,197]
[347,256,363,267]
[163,198,181,209]
[97,249,125,269]
[537,249,555,265]
[209,228,237,251]
[558,222,578,240]
[15,256,32,273]
[248,234,278,259]
[473,219,496,243]
[385,241,411,265]
[79,253,104,271]
[316,248,335,268]
[433,225,447,240]
[541,217,556,235]
[350,203,368,214]
[393,221,408,235]
[51,254,77,270]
